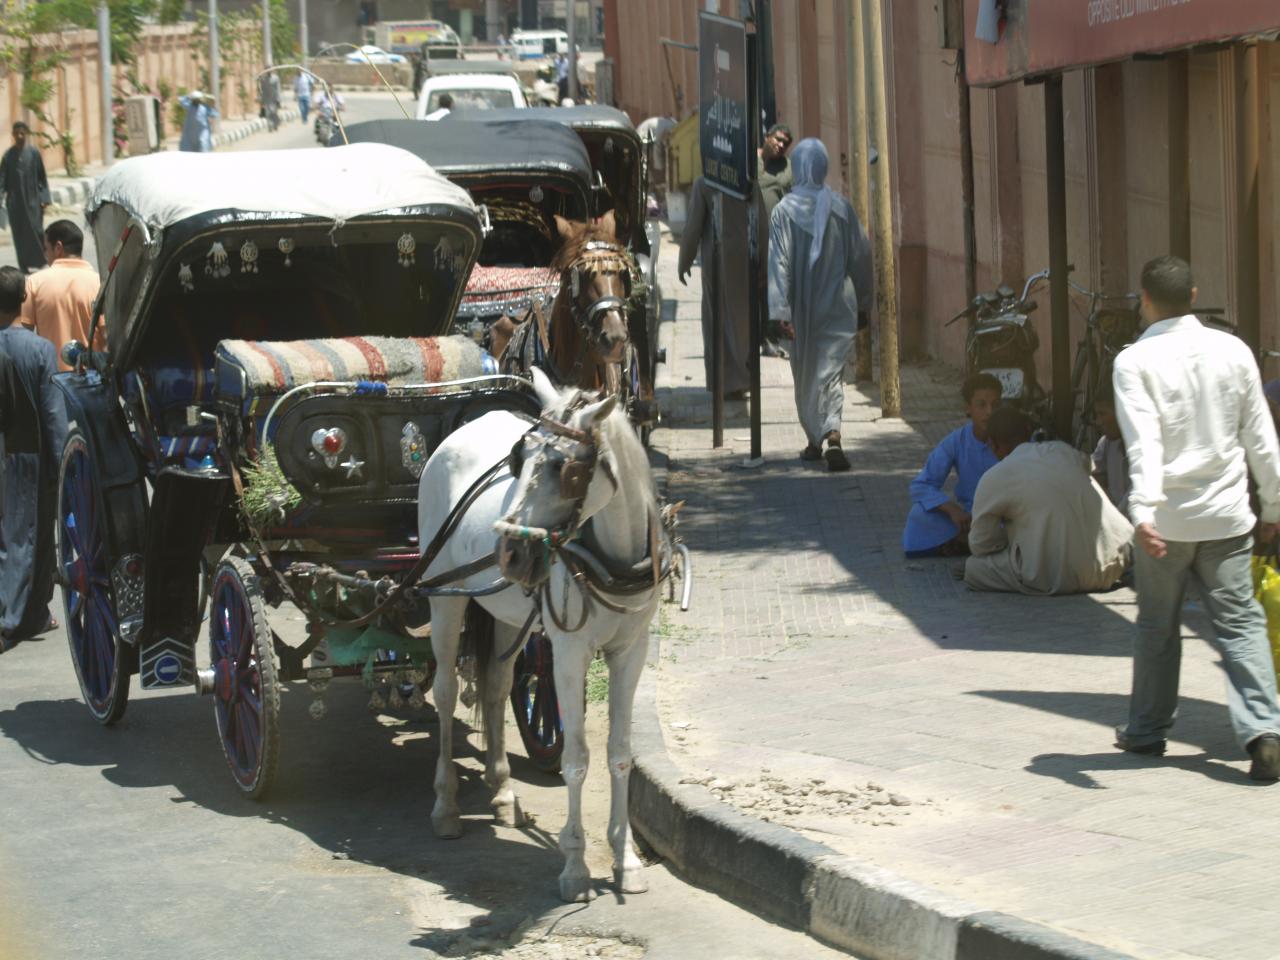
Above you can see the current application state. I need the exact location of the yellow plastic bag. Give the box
[1251,555,1280,681]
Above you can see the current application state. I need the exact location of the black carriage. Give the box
[55,144,557,795]
[448,105,661,433]
[340,117,594,347]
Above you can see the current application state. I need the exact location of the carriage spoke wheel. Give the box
[209,557,280,799]
[510,632,563,773]
[58,428,131,725]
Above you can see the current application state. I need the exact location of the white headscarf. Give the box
[785,138,846,267]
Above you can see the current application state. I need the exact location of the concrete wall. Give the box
[1,23,265,173]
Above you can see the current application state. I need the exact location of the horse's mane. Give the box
[548,385,658,518]
[550,218,618,273]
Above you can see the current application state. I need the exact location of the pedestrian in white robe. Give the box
[767,138,873,471]
[965,406,1133,595]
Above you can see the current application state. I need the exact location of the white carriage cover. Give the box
[85,143,476,232]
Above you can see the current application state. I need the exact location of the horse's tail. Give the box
[466,601,495,734]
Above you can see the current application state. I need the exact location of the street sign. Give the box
[698,11,752,200]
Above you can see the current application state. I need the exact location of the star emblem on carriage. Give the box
[340,456,365,480]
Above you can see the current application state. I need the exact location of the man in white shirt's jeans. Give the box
[1113,255,1280,781]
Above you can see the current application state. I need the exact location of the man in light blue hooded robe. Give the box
[178,92,219,153]
[768,138,873,471]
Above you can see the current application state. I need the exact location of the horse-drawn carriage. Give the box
[55,144,554,795]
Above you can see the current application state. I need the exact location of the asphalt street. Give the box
[0,92,851,960]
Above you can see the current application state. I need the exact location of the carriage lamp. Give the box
[311,427,348,469]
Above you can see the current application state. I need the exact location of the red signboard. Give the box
[964,0,1280,87]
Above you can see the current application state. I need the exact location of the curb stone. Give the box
[628,266,1140,960]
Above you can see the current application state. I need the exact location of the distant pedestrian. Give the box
[555,53,570,102]
[178,91,218,152]
[294,70,314,124]
[0,122,51,274]
[1112,254,1280,781]
[757,123,793,359]
[767,138,873,472]
[21,220,104,371]
[0,266,66,645]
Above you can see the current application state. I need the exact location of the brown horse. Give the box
[491,212,634,394]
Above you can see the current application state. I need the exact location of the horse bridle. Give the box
[493,403,618,551]
[563,240,636,339]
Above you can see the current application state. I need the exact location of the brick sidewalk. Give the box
[651,226,1274,960]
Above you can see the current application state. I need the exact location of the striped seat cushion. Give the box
[215,335,498,414]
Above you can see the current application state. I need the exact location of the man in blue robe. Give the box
[902,372,1001,556]
[0,266,67,644]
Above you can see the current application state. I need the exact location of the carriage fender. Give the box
[52,372,148,562]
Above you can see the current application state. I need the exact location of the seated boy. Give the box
[1091,389,1130,517]
[964,406,1132,595]
[902,372,1001,557]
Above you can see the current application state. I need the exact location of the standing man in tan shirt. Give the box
[21,220,104,371]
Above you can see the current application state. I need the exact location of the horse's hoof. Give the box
[492,798,527,828]
[613,867,648,894]
[432,814,463,839]
[558,872,596,903]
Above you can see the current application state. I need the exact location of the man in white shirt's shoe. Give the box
[1112,255,1280,782]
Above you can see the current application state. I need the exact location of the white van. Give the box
[509,29,568,60]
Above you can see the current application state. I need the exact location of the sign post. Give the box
[698,11,758,456]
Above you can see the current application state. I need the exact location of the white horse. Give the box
[416,367,661,902]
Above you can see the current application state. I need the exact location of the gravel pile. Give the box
[678,769,925,827]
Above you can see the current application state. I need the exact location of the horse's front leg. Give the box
[551,634,594,902]
[482,618,525,827]
[605,623,650,894]
[429,596,467,839]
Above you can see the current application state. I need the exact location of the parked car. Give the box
[345,44,406,65]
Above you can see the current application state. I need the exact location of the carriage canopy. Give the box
[84,145,482,362]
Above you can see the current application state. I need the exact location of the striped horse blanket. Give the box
[215,335,498,413]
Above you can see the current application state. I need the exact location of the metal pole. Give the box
[566,0,578,100]
[263,0,273,67]
[958,48,976,303]
[299,0,309,64]
[866,0,900,417]
[757,0,776,130]
[844,0,869,225]
[1235,41,1261,351]
[711,191,724,449]
[1168,52,1190,260]
[98,1,113,166]
[1045,74,1071,440]
[748,33,762,463]
[208,0,221,133]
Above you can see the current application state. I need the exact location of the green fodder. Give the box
[586,655,609,704]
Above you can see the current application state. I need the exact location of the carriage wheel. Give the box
[208,557,281,799]
[58,428,131,725]
[510,632,563,773]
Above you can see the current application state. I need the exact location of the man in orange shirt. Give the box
[21,220,104,370]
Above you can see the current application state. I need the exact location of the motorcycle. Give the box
[314,93,345,145]
[945,268,1051,420]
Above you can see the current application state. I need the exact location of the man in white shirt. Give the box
[1112,255,1280,781]
[964,407,1132,595]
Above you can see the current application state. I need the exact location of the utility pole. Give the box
[98,1,113,166]
[865,0,900,416]
[566,0,578,100]
[262,0,273,67]
[208,0,221,132]
[843,0,869,225]
[299,0,309,63]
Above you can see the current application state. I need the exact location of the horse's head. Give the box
[553,211,632,365]
[494,367,620,589]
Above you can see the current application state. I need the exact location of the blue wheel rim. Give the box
[60,440,118,713]
[210,572,265,788]
[514,634,561,762]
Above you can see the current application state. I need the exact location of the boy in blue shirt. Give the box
[902,372,1001,557]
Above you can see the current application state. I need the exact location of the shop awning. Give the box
[964,0,1280,86]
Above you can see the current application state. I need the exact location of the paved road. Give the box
[0,93,851,960]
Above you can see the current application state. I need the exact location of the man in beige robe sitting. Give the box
[965,406,1133,595]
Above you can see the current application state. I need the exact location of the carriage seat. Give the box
[213,335,500,418]
[122,360,220,467]
[461,265,559,310]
